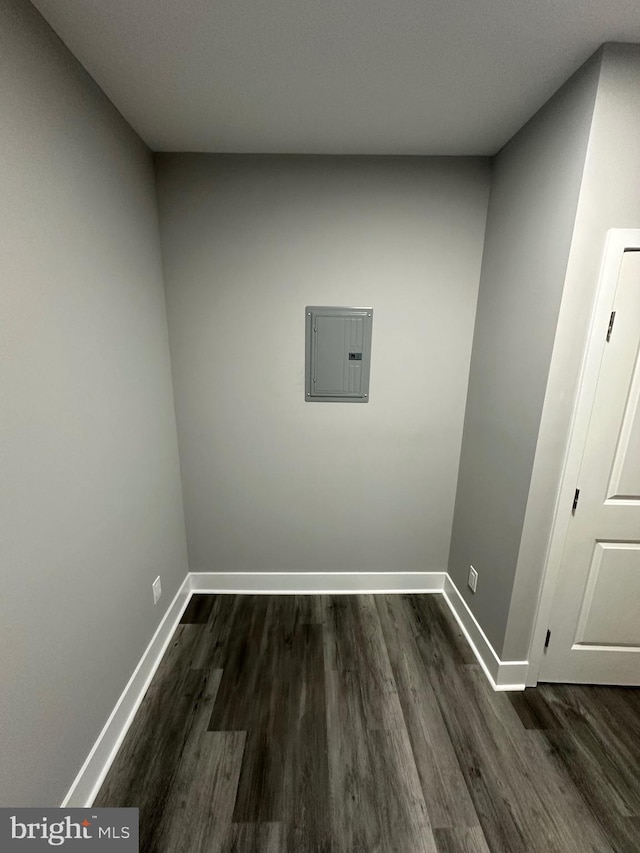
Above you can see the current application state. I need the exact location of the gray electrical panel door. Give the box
[305,306,373,402]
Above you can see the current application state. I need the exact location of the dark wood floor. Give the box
[95,594,640,852]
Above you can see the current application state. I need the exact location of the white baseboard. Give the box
[61,574,192,807]
[62,568,524,806]
[442,575,528,691]
[189,571,447,594]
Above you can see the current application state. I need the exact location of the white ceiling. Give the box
[31,0,640,155]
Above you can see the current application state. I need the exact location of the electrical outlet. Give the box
[468,565,478,593]
[152,576,162,605]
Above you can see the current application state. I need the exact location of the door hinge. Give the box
[572,488,580,514]
[606,311,616,342]
[544,629,551,650]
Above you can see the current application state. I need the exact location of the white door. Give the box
[540,249,640,685]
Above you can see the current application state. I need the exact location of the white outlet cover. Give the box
[152,576,162,604]
[468,566,478,593]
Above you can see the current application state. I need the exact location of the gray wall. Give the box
[156,155,490,576]
[503,43,640,661]
[0,0,188,806]
[448,53,602,656]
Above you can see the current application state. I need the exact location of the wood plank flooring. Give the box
[95,594,640,852]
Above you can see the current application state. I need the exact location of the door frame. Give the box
[527,228,640,686]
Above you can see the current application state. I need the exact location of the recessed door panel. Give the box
[574,542,640,647]
[607,354,640,501]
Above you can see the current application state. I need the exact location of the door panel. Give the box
[574,541,640,647]
[607,357,640,500]
[540,250,640,684]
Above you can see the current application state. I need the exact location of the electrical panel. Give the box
[305,306,373,402]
